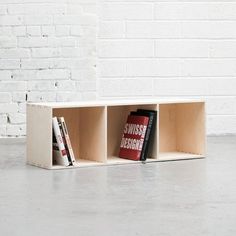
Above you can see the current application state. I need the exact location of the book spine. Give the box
[140,114,154,161]
[59,117,76,166]
[58,119,72,166]
[146,112,157,159]
[52,117,70,166]
[52,132,60,164]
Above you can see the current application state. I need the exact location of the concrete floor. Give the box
[0,136,236,236]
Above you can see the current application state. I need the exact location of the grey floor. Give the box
[0,137,236,236]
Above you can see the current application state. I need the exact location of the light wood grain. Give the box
[107,156,158,165]
[54,106,106,163]
[159,104,178,152]
[30,98,204,109]
[159,152,204,161]
[27,104,52,169]
[159,102,205,156]
[79,106,106,163]
[176,102,205,155]
[27,101,206,170]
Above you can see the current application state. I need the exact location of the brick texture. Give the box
[1,0,236,136]
[0,0,97,136]
[98,0,236,135]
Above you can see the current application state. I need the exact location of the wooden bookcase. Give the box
[27,99,206,169]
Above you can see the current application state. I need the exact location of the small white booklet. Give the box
[52,117,70,166]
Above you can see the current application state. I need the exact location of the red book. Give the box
[119,115,149,161]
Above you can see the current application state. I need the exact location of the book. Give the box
[136,109,157,161]
[58,117,76,166]
[52,117,70,166]
[57,118,73,166]
[52,132,61,165]
[119,114,149,161]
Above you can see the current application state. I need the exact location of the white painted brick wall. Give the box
[0,0,97,136]
[1,0,236,136]
[98,0,236,135]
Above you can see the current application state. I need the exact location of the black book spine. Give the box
[140,114,154,161]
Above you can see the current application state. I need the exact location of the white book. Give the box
[58,117,76,166]
[52,117,70,166]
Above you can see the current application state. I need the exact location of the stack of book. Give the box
[119,109,157,161]
[52,117,76,166]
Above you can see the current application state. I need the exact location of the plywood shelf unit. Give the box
[27,99,206,169]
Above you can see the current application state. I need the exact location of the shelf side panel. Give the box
[107,106,128,158]
[79,107,106,163]
[176,102,206,155]
[27,105,52,169]
[159,104,177,152]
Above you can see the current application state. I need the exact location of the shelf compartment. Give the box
[159,102,205,160]
[107,104,158,162]
[52,106,106,168]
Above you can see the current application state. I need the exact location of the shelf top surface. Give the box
[27,98,205,108]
